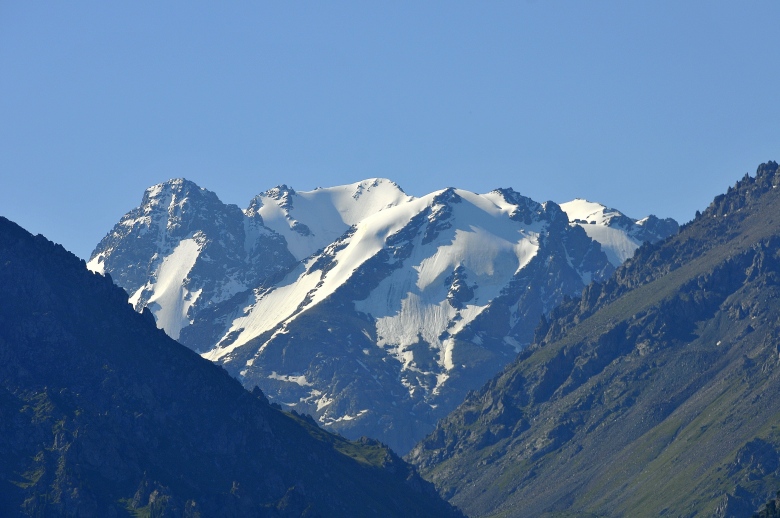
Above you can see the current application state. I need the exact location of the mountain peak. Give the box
[489,187,535,205]
[559,198,678,266]
[703,160,780,220]
[89,177,673,454]
[144,177,211,201]
[247,178,411,261]
[756,159,779,180]
[559,198,629,226]
[87,176,296,341]
[431,187,461,204]
[351,177,406,200]
[263,183,296,200]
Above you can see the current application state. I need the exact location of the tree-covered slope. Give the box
[0,216,462,517]
[409,162,780,517]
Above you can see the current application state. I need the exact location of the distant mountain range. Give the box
[409,161,780,517]
[0,215,461,517]
[12,161,778,517]
[88,178,677,453]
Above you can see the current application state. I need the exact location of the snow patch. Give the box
[204,262,321,360]
[250,178,410,261]
[268,372,312,386]
[323,409,369,424]
[315,394,335,411]
[145,238,202,340]
[86,254,106,275]
[560,198,643,266]
[355,194,540,375]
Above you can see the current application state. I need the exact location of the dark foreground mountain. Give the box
[0,217,461,517]
[409,161,780,517]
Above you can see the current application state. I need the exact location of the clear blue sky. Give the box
[2,2,779,259]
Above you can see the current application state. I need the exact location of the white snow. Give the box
[559,199,615,225]
[128,285,145,309]
[144,237,202,340]
[86,254,106,274]
[268,372,312,386]
[146,182,165,199]
[204,197,425,361]
[578,224,641,266]
[355,190,540,378]
[203,262,319,360]
[249,178,410,260]
[206,187,545,393]
[560,198,643,266]
[323,409,369,424]
[315,393,335,411]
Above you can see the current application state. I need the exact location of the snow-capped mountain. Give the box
[560,199,679,266]
[246,179,411,261]
[87,179,296,348]
[89,178,678,453]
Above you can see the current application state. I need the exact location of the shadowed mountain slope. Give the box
[0,216,462,517]
[409,161,780,517]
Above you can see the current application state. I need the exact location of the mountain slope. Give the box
[408,161,780,517]
[89,179,677,454]
[0,216,462,517]
[205,187,623,453]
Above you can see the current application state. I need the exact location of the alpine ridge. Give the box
[408,161,780,517]
[89,178,677,453]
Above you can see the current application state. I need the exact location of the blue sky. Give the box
[2,2,779,259]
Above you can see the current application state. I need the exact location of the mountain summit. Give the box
[560,198,678,266]
[246,178,410,261]
[89,179,677,453]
